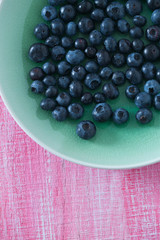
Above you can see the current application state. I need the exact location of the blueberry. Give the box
[126,68,142,85]
[51,18,65,36]
[94,92,106,103]
[136,108,153,124]
[71,66,86,81]
[75,38,88,50]
[34,23,50,40]
[45,35,60,48]
[66,50,85,65]
[113,108,129,125]
[85,61,99,73]
[84,73,101,90]
[41,6,57,21]
[68,103,84,119]
[143,44,160,61]
[29,67,45,81]
[78,17,95,34]
[104,37,117,53]
[91,9,105,22]
[77,0,93,13]
[154,93,160,109]
[52,106,68,121]
[147,0,160,10]
[117,19,130,33]
[69,81,83,97]
[132,39,144,52]
[102,82,119,99]
[43,62,56,75]
[85,46,97,58]
[126,0,142,16]
[92,103,112,122]
[112,53,125,68]
[151,9,160,25]
[60,5,76,22]
[51,46,66,61]
[29,43,49,63]
[43,76,57,86]
[56,92,71,106]
[61,37,73,48]
[146,25,160,41]
[100,67,113,80]
[81,92,93,105]
[144,80,160,95]
[156,68,160,82]
[118,39,132,54]
[135,92,152,108]
[76,121,96,140]
[31,80,45,94]
[106,2,125,20]
[125,85,140,99]
[100,18,115,36]
[45,86,58,98]
[133,15,146,27]
[127,53,143,67]
[58,61,71,75]
[96,49,111,67]
[66,22,77,36]
[130,27,144,38]
[40,98,57,111]
[112,71,125,86]
[58,76,71,89]
[89,30,103,46]
[142,62,156,80]
[94,0,108,9]
[48,0,65,6]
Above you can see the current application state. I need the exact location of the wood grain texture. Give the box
[0,96,160,240]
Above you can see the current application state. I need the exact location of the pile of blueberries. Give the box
[29,0,160,140]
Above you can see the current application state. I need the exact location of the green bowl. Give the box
[0,0,160,169]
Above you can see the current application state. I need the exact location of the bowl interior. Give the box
[0,0,159,169]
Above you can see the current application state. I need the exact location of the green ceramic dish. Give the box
[0,0,160,169]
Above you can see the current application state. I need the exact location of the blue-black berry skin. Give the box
[91,9,105,22]
[43,76,56,86]
[94,0,108,9]
[89,30,103,46]
[61,37,73,48]
[104,37,117,53]
[133,15,146,27]
[156,69,160,82]
[126,0,142,16]
[40,98,57,111]
[130,27,144,39]
[84,73,102,90]
[100,67,113,80]
[126,68,142,85]
[85,47,97,58]
[136,108,153,124]
[41,6,57,21]
[77,0,93,14]
[45,86,58,98]
[58,76,71,89]
[106,2,125,21]
[60,5,76,22]
[81,92,93,105]
[29,67,45,81]
[96,49,111,67]
[92,103,112,122]
[144,80,160,95]
[112,53,125,68]
[76,121,96,140]
[117,19,130,33]
[31,81,45,94]
[146,25,160,41]
[143,44,160,61]
[100,18,115,36]
[66,50,85,65]
[112,71,125,86]
[135,92,152,108]
[57,61,71,75]
[69,81,83,98]
[45,35,60,48]
[113,108,129,125]
[94,92,106,103]
[43,62,56,75]
[68,103,84,120]
[34,23,50,40]
[56,92,71,107]
[66,22,77,36]
[52,106,68,121]
[102,82,119,99]
[147,0,160,10]
[142,62,156,80]
[85,61,99,73]
[78,17,95,34]
[51,18,65,36]
[51,46,66,61]
[48,0,65,6]
[127,53,143,67]
[29,43,49,63]
[132,39,144,52]
[154,93,160,110]
[125,85,140,100]
[151,9,160,25]
[75,38,88,50]
[118,39,132,54]
[71,66,86,81]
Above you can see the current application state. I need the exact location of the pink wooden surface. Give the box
[1,96,160,240]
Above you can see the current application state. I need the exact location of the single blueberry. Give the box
[81,92,93,105]
[133,15,146,27]
[66,50,85,65]
[43,76,57,86]
[51,18,65,36]
[52,106,68,121]
[93,92,106,103]
[125,85,140,99]
[31,80,45,94]
[41,6,57,21]
[75,38,88,50]
[102,82,119,99]
[43,62,56,75]
[143,44,160,61]
[112,71,125,86]
[100,18,115,36]
[127,53,143,67]
[89,30,103,46]
[51,46,66,61]
[85,46,97,58]
[68,103,84,119]
[106,2,125,20]
[113,108,129,125]
[144,80,160,95]
[56,92,71,106]
[92,103,112,122]
[84,73,102,90]
[104,37,117,53]
[132,39,144,52]
[147,0,160,10]
[112,53,125,68]
[94,0,108,9]
[136,108,153,124]
[78,17,95,34]
[146,25,160,41]
[100,67,113,80]
[61,37,73,48]
[142,62,156,80]
[130,27,144,38]
[58,76,71,89]
[91,9,105,22]
[29,67,45,81]
[60,4,76,22]
[154,93,160,110]
[118,39,132,54]
[45,35,60,48]
[135,92,152,108]
[34,23,50,40]
[77,0,93,13]
[151,9,160,25]
[76,121,96,140]
[126,68,142,85]
[117,19,130,33]
[40,98,57,111]
[58,61,71,75]
[69,81,83,98]
[45,86,58,98]
[71,66,86,81]
[29,43,49,63]
[126,0,142,16]
[96,49,111,67]
[85,61,99,73]
[66,22,77,36]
